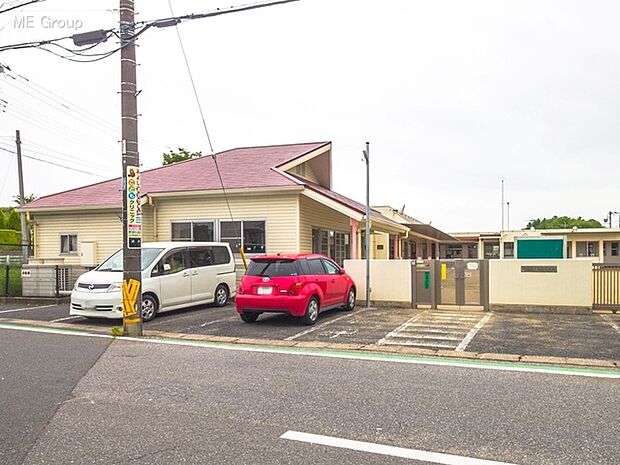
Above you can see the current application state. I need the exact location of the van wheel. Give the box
[214,284,229,307]
[302,297,319,325]
[343,287,356,311]
[240,312,259,323]
[141,294,158,322]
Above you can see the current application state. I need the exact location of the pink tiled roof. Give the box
[26,142,329,209]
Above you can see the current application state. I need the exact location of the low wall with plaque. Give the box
[489,259,596,314]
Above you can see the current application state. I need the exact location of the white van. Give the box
[70,242,237,321]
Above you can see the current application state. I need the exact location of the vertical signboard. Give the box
[126,165,141,248]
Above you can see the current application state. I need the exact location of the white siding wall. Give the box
[33,210,122,264]
[153,193,300,253]
[299,195,351,252]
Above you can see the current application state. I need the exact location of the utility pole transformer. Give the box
[120,0,142,336]
[15,130,29,262]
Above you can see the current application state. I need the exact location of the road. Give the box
[2,301,620,361]
[0,325,618,465]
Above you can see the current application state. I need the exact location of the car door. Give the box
[307,258,330,306]
[152,248,191,309]
[187,246,217,304]
[321,258,348,306]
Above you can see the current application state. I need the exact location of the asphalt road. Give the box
[1,326,619,465]
[1,301,619,361]
[0,328,111,465]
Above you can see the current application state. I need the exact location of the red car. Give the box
[235,254,356,325]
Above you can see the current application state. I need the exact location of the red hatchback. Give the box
[235,254,356,325]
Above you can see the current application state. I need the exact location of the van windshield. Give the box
[97,248,164,272]
[247,259,298,277]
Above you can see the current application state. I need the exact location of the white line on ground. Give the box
[50,316,82,323]
[601,315,620,336]
[1,322,618,378]
[200,316,238,327]
[285,309,368,341]
[0,304,57,314]
[383,340,455,349]
[377,312,427,345]
[280,430,518,465]
[390,333,461,341]
[455,313,493,352]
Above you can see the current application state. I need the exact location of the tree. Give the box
[162,148,202,166]
[5,208,21,231]
[526,216,602,229]
[13,194,36,205]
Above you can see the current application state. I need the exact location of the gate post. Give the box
[55,265,60,299]
[480,260,490,311]
[410,260,417,309]
[430,260,438,309]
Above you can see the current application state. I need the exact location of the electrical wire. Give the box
[0,145,106,177]
[0,145,15,199]
[0,0,45,15]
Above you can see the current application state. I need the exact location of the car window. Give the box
[247,260,298,277]
[189,247,213,268]
[321,259,340,275]
[153,250,186,276]
[307,259,326,275]
[297,259,310,276]
[212,246,231,265]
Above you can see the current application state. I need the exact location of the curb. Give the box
[1,296,70,305]
[2,317,617,370]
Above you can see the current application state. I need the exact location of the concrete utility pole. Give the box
[15,130,29,262]
[120,0,142,337]
[363,142,371,308]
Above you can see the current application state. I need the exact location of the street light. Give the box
[362,142,370,308]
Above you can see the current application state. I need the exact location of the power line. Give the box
[0,0,45,15]
[0,145,106,177]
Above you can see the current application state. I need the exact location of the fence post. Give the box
[4,264,9,299]
[55,265,60,299]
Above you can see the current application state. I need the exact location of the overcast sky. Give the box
[1,0,619,232]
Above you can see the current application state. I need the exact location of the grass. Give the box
[0,266,21,297]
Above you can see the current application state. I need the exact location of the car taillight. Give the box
[288,282,303,296]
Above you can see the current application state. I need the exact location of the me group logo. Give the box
[13,15,84,30]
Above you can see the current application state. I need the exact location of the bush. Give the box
[0,266,21,297]
[0,229,21,250]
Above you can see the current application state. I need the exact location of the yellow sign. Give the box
[441,263,447,280]
[122,278,141,318]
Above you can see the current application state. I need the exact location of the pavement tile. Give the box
[477,353,521,362]
[293,341,332,349]
[521,355,568,365]
[437,350,479,359]
[563,357,616,368]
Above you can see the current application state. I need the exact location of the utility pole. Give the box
[15,130,29,262]
[506,201,510,230]
[363,142,371,308]
[120,0,142,337]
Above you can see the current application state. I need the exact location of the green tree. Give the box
[12,194,36,205]
[526,216,602,229]
[162,148,202,166]
[5,208,20,231]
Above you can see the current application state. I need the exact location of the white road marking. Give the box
[285,309,367,341]
[390,333,462,341]
[328,329,358,339]
[200,316,238,327]
[0,304,57,314]
[1,322,618,379]
[280,430,518,465]
[383,340,456,349]
[50,316,82,323]
[601,315,620,336]
[377,313,427,345]
[455,313,493,352]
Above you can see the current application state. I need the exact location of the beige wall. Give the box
[489,259,594,308]
[299,195,351,253]
[153,193,299,253]
[374,233,389,259]
[344,259,411,303]
[32,210,122,264]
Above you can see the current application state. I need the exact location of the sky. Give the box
[0,0,619,232]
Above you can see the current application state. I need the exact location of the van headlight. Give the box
[107,282,122,292]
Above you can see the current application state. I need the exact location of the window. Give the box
[308,259,326,275]
[312,228,350,265]
[213,246,231,265]
[60,234,77,254]
[188,247,213,268]
[612,242,619,257]
[576,241,599,257]
[503,242,514,258]
[321,259,340,275]
[172,221,214,242]
[171,220,264,254]
[247,259,298,277]
[152,250,186,276]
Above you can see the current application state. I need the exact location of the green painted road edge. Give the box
[1,321,619,379]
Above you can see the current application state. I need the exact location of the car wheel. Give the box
[214,284,229,307]
[240,312,259,323]
[302,297,320,325]
[141,294,158,322]
[343,287,356,311]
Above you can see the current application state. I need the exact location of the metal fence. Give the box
[20,264,92,298]
[593,263,620,313]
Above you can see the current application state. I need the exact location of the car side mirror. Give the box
[339,268,346,274]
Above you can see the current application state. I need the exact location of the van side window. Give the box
[154,251,186,276]
[212,246,231,265]
[308,259,326,275]
[189,248,213,268]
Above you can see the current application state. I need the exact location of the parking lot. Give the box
[1,299,620,364]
